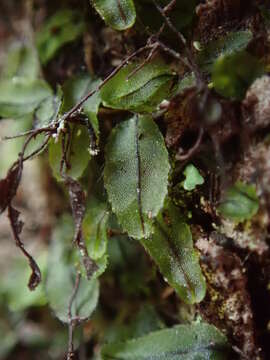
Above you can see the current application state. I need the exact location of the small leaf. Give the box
[218,181,259,223]
[100,59,175,113]
[48,124,91,181]
[62,74,101,142]
[91,0,136,31]
[0,78,52,119]
[212,51,264,100]
[104,115,170,239]
[183,164,204,191]
[46,215,99,323]
[1,43,40,80]
[36,9,85,65]
[83,198,109,277]
[141,201,206,304]
[101,322,230,360]
[197,30,253,72]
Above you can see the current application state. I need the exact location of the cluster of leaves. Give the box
[0,0,266,359]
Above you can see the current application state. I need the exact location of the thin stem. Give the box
[61,45,151,122]
[67,273,81,360]
[152,0,204,87]
[176,127,204,161]
[1,126,54,140]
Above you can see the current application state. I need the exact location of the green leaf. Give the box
[183,164,204,191]
[104,304,164,344]
[197,30,253,72]
[101,322,230,360]
[104,115,170,239]
[1,43,40,80]
[218,181,259,223]
[0,41,61,128]
[48,124,91,181]
[46,215,99,323]
[100,60,175,113]
[0,320,17,359]
[62,74,101,143]
[212,51,264,100]
[36,9,85,65]
[0,78,52,118]
[141,202,206,304]
[0,251,47,312]
[0,117,31,177]
[83,197,110,277]
[34,87,62,128]
[91,0,136,31]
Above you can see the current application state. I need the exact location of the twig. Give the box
[67,272,81,360]
[163,0,177,14]
[127,43,159,80]
[1,126,54,140]
[156,39,191,69]
[152,0,204,88]
[22,135,51,162]
[152,0,187,46]
[176,127,204,161]
[61,44,152,122]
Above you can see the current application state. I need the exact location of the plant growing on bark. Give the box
[0,0,269,359]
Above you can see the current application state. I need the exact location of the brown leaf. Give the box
[0,164,22,213]
[8,205,41,290]
[65,177,98,278]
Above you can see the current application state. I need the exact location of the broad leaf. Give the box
[82,197,110,277]
[0,42,61,129]
[141,202,206,304]
[0,319,17,359]
[62,74,101,143]
[91,0,136,31]
[100,60,175,113]
[1,43,40,80]
[183,164,204,191]
[104,115,170,239]
[212,51,264,99]
[101,322,230,360]
[197,30,253,72]
[0,251,47,312]
[0,78,52,118]
[46,215,99,323]
[36,9,85,65]
[104,304,164,344]
[218,181,259,223]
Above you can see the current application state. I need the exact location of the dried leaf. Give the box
[8,206,41,290]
